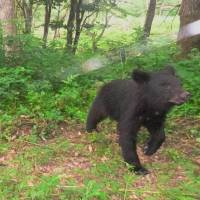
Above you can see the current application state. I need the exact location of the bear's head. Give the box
[132,66,190,110]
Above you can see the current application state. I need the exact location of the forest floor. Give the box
[0,118,200,200]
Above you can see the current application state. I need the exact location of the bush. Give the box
[1,35,200,139]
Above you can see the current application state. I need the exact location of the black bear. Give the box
[86,66,190,175]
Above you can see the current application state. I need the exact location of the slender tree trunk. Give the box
[66,0,77,52]
[91,32,99,52]
[142,0,157,39]
[92,10,109,52]
[178,0,200,54]
[72,0,85,54]
[0,0,17,54]
[43,0,52,47]
[22,0,33,34]
[53,4,61,39]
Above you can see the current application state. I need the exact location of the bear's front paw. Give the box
[134,166,150,175]
[86,127,99,133]
[143,144,157,156]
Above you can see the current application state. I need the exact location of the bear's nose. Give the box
[180,91,191,99]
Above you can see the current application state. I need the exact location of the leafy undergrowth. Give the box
[0,118,200,200]
[1,39,200,199]
[1,45,200,141]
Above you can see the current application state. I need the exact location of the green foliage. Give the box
[163,183,200,200]
[174,50,200,116]
[164,148,183,161]
[1,1,199,199]
[82,180,108,200]
[1,40,200,140]
[27,175,60,199]
[0,26,4,63]
[131,26,144,42]
[55,75,94,121]
[0,66,32,108]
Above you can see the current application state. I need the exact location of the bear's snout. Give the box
[169,91,191,105]
[180,91,191,99]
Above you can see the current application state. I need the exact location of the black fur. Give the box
[86,66,190,175]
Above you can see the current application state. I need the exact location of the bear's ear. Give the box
[162,65,176,75]
[132,70,150,83]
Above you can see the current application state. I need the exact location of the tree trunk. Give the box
[178,0,200,54]
[72,0,85,54]
[92,10,109,52]
[0,0,17,54]
[142,0,157,39]
[66,0,77,52]
[53,4,61,39]
[22,0,33,34]
[43,0,52,47]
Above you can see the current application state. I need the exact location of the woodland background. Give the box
[0,0,200,199]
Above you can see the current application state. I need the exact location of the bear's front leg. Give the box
[144,123,166,156]
[119,120,149,175]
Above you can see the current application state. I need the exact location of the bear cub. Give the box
[86,66,190,175]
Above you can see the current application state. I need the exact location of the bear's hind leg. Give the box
[86,98,107,132]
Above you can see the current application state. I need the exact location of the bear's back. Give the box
[98,79,139,120]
